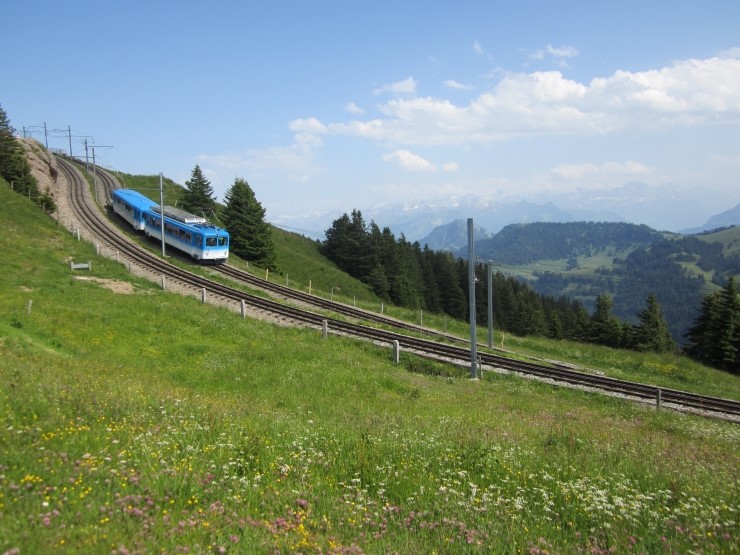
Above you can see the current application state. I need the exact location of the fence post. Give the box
[202,288,207,303]
[241,300,246,319]
[392,340,400,364]
[322,319,328,339]
[161,275,166,290]
[656,388,662,410]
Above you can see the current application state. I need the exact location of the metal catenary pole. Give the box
[467,218,478,379]
[160,173,166,256]
[488,260,494,349]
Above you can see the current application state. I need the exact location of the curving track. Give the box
[57,156,740,419]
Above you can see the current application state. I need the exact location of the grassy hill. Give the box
[698,225,740,257]
[1,179,739,554]
[475,222,740,344]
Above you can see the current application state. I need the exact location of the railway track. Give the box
[57,156,740,419]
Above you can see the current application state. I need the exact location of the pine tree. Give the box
[684,293,724,367]
[367,265,391,300]
[182,165,216,218]
[223,177,277,270]
[631,293,676,353]
[0,104,40,201]
[322,213,354,271]
[588,294,622,348]
[684,277,739,373]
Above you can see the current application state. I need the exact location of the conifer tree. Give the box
[588,294,622,348]
[223,177,277,270]
[182,165,216,218]
[631,293,676,353]
[0,104,40,202]
[684,277,739,373]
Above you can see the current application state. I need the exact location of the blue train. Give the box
[111,189,230,264]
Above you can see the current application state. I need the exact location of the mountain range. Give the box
[272,181,739,244]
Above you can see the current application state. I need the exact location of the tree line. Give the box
[0,105,56,213]
[321,210,690,358]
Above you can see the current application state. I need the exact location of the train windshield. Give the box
[218,237,228,247]
[206,237,217,247]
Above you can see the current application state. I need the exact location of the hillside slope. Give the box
[471,222,740,343]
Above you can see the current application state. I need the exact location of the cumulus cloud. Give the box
[292,52,740,148]
[373,77,418,96]
[382,149,436,171]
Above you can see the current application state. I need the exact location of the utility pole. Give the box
[159,173,166,256]
[468,218,478,379]
[487,261,494,349]
[92,146,97,202]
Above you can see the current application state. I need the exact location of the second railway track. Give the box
[56,156,740,420]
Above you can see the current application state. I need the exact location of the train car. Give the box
[111,189,157,231]
[144,205,230,264]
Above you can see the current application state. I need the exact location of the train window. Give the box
[218,237,227,247]
[206,237,216,247]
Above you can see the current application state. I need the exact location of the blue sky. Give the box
[3,1,740,225]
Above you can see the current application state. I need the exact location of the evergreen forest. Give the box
[322,211,740,374]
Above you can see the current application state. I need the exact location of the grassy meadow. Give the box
[1,181,738,554]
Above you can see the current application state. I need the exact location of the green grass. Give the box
[698,226,740,257]
[242,225,382,306]
[1,180,739,554]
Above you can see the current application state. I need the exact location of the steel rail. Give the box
[57,156,740,419]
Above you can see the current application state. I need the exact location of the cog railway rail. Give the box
[57,156,740,420]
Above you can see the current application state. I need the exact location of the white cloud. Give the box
[293,52,740,148]
[442,161,459,172]
[551,161,652,180]
[344,101,364,114]
[530,44,579,67]
[382,149,436,172]
[547,44,579,58]
[198,123,325,183]
[473,40,494,61]
[444,79,475,91]
[373,77,418,96]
